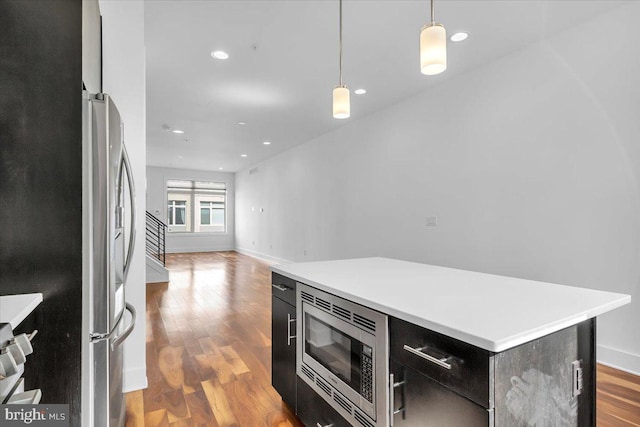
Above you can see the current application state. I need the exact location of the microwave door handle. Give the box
[120,146,136,282]
[110,302,136,350]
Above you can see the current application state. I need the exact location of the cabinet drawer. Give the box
[297,376,352,427]
[390,362,492,427]
[271,273,297,306]
[390,317,493,408]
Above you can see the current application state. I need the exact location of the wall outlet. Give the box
[426,216,438,226]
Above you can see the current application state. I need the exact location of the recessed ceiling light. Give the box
[450,32,469,42]
[237,121,246,126]
[172,129,184,134]
[354,88,367,95]
[263,141,271,145]
[241,154,248,158]
[218,167,223,170]
[177,155,183,159]
[211,50,229,60]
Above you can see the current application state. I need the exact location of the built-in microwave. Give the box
[297,283,389,427]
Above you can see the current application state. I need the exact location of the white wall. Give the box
[236,4,640,374]
[100,0,147,392]
[147,166,235,253]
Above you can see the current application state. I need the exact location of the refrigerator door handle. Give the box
[110,302,136,350]
[120,146,136,282]
[89,307,125,343]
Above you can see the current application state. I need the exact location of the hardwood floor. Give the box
[126,251,640,426]
[597,364,640,426]
[125,251,302,427]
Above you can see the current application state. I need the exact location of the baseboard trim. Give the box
[146,256,169,283]
[235,247,292,265]
[123,367,148,393]
[597,344,640,376]
[167,245,235,254]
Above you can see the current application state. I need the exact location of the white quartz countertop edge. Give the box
[271,262,631,353]
[0,293,44,329]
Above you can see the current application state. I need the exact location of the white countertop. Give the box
[272,258,631,352]
[0,293,43,329]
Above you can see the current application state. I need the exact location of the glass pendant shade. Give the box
[333,85,350,119]
[420,23,447,75]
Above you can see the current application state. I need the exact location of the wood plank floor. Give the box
[126,251,640,426]
[597,364,640,426]
[125,251,302,427]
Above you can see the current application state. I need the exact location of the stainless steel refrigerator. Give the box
[82,91,137,427]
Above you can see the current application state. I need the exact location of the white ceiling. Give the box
[145,0,623,173]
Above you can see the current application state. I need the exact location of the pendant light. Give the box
[333,0,350,119]
[420,0,447,75]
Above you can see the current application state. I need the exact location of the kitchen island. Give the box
[271,257,630,427]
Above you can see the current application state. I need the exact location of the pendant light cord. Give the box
[339,0,343,86]
[340,0,342,86]
[431,0,435,25]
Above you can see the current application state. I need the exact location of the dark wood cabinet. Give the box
[390,360,491,427]
[0,2,82,424]
[271,273,297,411]
[389,317,596,427]
[390,317,492,426]
[297,377,352,427]
[389,317,492,408]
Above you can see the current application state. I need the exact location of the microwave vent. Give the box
[333,391,354,414]
[332,304,351,321]
[354,409,375,427]
[300,291,314,304]
[316,376,332,397]
[316,297,331,311]
[353,313,376,332]
[301,364,315,382]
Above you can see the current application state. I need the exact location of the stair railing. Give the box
[145,211,167,266]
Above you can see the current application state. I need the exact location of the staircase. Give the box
[146,211,169,283]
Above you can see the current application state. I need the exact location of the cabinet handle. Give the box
[316,424,333,427]
[403,345,452,370]
[287,313,296,346]
[272,284,288,292]
[389,373,395,426]
[389,373,406,426]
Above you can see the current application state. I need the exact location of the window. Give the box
[166,180,226,233]
[168,200,187,225]
[200,200,225,228]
